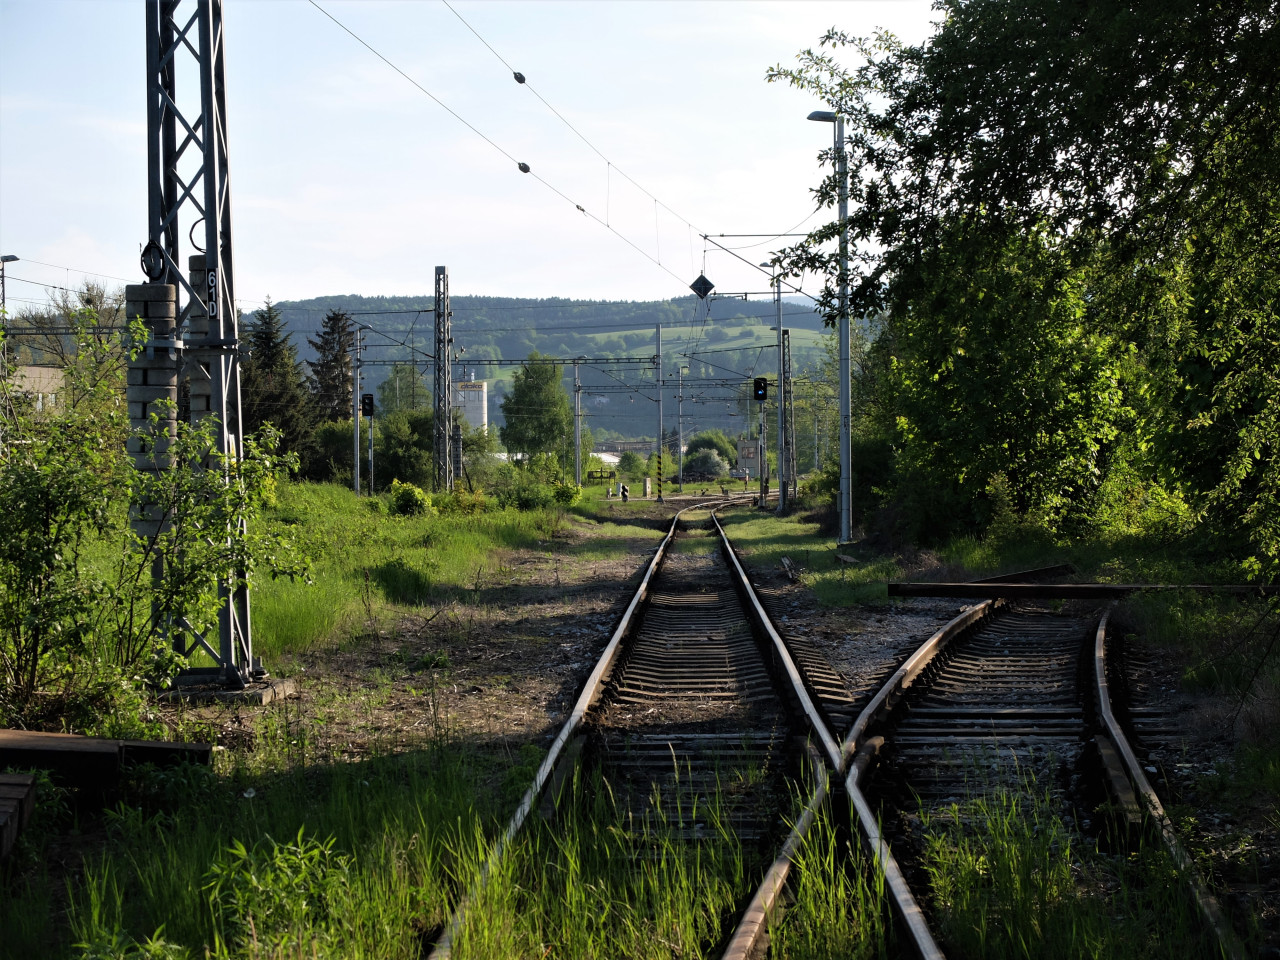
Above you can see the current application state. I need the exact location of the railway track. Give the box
[428,505,1245,960]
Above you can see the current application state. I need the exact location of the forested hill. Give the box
[272,292,832,440]
[273,293,827,364]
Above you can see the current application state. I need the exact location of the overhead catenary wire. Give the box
[307,0,689,290]
[440,0,703,240]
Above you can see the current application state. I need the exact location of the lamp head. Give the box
[807,110,837,123]
[0,255,18,263]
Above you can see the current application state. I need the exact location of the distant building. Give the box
[596,439,657,455]
[15,365,62,412]
[737,435,759,479]
[454,379,488,431]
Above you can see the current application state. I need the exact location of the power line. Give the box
[308,0,689,289]
[441,0,702,242]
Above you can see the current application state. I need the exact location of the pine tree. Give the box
[242,298,315,464]
[307,309,355,422]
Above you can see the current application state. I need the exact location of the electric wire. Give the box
[308,0,688,289]
[440,0,702,240]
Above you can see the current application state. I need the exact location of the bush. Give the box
[204,830,352,953]
[617,450,645,480]
[389,479,434,517]
[432,489,490,515]
[553,483,582,506]
[682,449,729,481]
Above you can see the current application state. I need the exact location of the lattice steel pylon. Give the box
[142,0,258,687]
[433,266,454,493]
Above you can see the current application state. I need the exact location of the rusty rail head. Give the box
[1092,611,1247,960]
[710,509,843,771]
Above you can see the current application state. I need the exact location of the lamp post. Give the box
[808,110,852,545]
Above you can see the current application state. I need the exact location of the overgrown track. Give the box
[839,600,1245,960]
[427,501,840,959]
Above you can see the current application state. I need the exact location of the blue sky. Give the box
[0,1,937,312]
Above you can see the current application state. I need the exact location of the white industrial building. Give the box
[454,378,488,431]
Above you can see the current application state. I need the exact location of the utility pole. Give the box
[137,0,257,688]
[783,329,797,501]
[573,359,582,487]
[0,255,16,381]
[677,365,685,493]
[353,326,365,494]
[655,323,664,503]
[759,392,767,508]
[433,266,453,493]
[773,266,786,513]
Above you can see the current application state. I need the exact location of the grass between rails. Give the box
[919,782,1216,959]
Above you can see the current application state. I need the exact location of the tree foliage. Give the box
[686,429,737,467]
[771,0,1280,565]
[243,299,316,467]
[499,353,573,464]
[0,315,304,729]
[306,308,355,422]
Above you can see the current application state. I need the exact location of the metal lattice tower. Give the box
[434,266,453,493]
[141,0,256,686]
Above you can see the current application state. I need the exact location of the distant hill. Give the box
[270,293,832,441]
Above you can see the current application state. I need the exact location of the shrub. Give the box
[204,829,352,953]
[433,489,490,515]
[553,483,582,506]
[683,449,729,481]
[389,479,434,517]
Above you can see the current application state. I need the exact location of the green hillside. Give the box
[273,293,830,441]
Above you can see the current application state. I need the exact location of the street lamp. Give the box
[808,109,852,545]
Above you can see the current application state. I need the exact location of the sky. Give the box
[0,0,939,314]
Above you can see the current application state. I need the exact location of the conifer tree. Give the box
[307,308,355,422]
[242,298,315,463]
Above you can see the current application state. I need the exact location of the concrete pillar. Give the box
[124,282,179,621]
[185,255,215,430]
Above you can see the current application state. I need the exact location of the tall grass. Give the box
[453,763,754,960]
[919,783,1216,959]
[766,803,892,960]
[250,482,609,660]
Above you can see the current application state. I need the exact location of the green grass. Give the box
[766,803,892,960]
[716,508,900,606]
[249,482,638,662]
[919,783,1216,960]
[4,691,512,959]
[453,765,756,959]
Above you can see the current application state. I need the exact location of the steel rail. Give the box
[1093,611,1247,960]
[709,506,845,960]
[833,600,1001,960]
[427,503,692,960]
[428,496,790,958]
[711,510,842,771]
[719,741,830,960]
